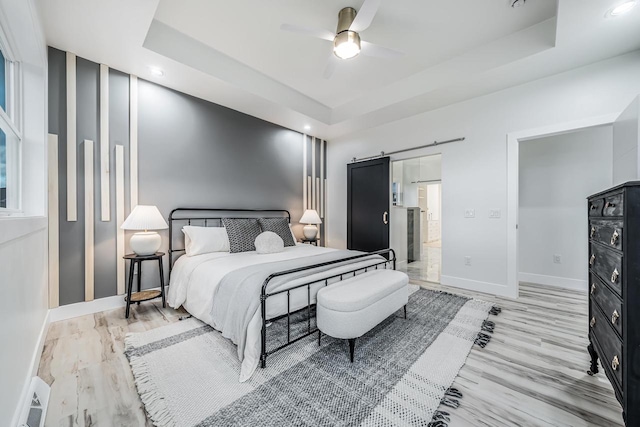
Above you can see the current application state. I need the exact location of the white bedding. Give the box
[169,244,371,381]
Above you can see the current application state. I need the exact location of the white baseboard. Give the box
[519,272,587,291]
[49,293,126,323]
[12,309,50,427]
[440,275,516,299]
[48,287,163,323]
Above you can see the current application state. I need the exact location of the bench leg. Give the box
[404,304,407,319]
[318,330,322,346]
[348,338,356,363]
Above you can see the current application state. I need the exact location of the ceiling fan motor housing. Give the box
[337,7,357,33]
[334,7,361,59]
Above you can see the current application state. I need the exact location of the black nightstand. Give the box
[124,252,166,318]
[300,238,319,246]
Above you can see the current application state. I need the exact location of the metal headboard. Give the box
[168,208,291,277]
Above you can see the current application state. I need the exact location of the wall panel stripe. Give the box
[320,139,325,218]
[130,75,139,208]
[302,133,307,211]
[115,145,125,295]
[311,137,316,210]
[48,134,60,308]
[84,140,95,301]
[100,64,110,221]
[66,52,77,221]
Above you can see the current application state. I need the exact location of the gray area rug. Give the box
[125,288,496,427]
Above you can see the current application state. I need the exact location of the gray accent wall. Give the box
[48,47,314,305]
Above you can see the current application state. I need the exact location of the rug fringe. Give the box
[474,332,492,348]
[489,306,502,315]
[125,335,177,427]
[481,320,495,333]
[428,410,451,427]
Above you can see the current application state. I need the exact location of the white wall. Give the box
[518,126,613,290]
[327,50,640,298]
[0,0,49,424]
[612,96,640,185]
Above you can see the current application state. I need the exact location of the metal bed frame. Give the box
[168,208,396,369]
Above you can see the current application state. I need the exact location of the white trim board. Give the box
[100,63,110,221]
[519,272,587,291]
[47,134,59,309]
[441,274,516,299]
[506,113,619,298]
[48,287,163,323]
[66,52,77,221]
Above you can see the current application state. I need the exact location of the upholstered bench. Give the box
[316,269,409,362]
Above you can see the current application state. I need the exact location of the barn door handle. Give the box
[382,211,389,225]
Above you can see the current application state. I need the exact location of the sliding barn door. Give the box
[347,157,390,252]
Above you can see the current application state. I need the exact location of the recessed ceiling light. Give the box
[304,125,311,131]
[148,66,164,77]
[608,1,637,16]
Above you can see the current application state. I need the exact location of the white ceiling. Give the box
[38,0,640,139]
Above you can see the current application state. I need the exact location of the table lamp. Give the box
[300,209,322,240]
[121,205,169,255]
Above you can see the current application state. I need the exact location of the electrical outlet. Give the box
[464,256,471,266]
[553,254,562,264]
[464,209,475,218]
[489,209,501,219]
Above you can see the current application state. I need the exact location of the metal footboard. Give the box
[259,248,396,368]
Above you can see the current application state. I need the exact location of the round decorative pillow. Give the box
[255,231,285,254]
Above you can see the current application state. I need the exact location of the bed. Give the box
[166,208,396,382]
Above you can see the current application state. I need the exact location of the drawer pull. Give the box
[612,309,620,325]
[590,204,597,210]
[590,317,596,328]
[612,355,620,371]
[590,227,596,238]
[611,268,619,283]
[591,283,596,294]
[605,201,616,209]
[589,254,596,266]
[611,230,619,246]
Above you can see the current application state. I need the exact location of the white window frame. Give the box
[0,22,23,215]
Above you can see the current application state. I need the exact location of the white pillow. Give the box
[182,226,230,256]
[255,231,284,254]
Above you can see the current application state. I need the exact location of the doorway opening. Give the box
[391,154,442,283]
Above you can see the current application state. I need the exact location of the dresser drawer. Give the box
[589,306,623,388]
[603,193,624,217]
[589,198,604,216]
[589,220,623,251]
[589,244,622,296]
[590,274,622,337]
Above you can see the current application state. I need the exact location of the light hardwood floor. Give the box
[38,283,624,426]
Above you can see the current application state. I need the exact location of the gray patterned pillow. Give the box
[258,217,296,247]
[222,218,262,253]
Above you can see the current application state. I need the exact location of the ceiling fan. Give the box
[280,0,404,78]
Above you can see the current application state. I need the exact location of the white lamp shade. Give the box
[121,205,168,231]
[300,209,322,224]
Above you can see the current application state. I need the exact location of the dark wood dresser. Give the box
[587,182,640,425]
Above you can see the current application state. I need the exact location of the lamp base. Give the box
[130,231,161,256]
[303,224,318,240]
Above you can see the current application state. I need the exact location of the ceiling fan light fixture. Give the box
[334,31,361,59]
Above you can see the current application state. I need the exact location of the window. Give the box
[0,43,21,212]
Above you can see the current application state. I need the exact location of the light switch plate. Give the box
[489,209,501,218]
[464,209,475,218]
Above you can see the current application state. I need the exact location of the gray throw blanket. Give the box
[209,250,385,360]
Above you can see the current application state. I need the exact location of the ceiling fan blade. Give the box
[360,41,404,59]
[323,55,339,79]
[280,23,334,42]
[349,0,382,32]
